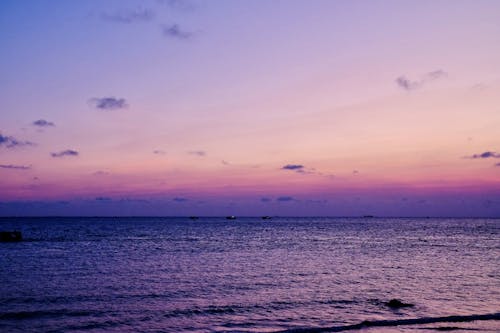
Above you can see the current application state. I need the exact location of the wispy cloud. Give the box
[0,164,31,170]
[395,70,448,91]
[162,24,193,39]
[306,199,327,204]
[188,150,206,157]
[426,70,447,80]
[260,197,271,203]
[102,8,155,24]
[0,133,35,148]
[92,170,110,176]
[119,198,150,203]
[466,151,500,159]
[277,196,294,202]
[51,150,79,158]
[89,97,128,110]
[173,197,188,202]
[153,149,166,155]
[157,0,195,11]
[496,163,500,167]
[33,119,55,127]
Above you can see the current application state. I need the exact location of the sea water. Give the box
[0,217,499,332]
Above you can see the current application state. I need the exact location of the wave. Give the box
[277,312,500,333]
[162,299,358,318]
[0,309,102,320]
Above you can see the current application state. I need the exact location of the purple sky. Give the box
[1,0,500,216]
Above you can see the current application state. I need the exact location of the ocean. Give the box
[0,217,499,332]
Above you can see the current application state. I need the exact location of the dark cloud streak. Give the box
[33,119,55,127]
[0,164,31,170]
[281,164,304,171]
[101,8,155,24]
[467,151,500,159]
[95,197,112,202]
[51,150,79,158]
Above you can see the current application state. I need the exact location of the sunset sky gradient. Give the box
[1,0,499,216]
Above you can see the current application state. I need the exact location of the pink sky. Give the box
[1,0,499,216]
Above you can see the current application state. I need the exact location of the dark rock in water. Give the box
[261,216,272,220]
[189,216,199,220]
[385,299,414,308]
[0,231,22,242]
[226,216,236,220]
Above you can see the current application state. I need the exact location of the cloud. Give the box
[426,70,447,80]
[0,134,35,148]
[102,8,155,23]
[33,119,55,127]
[260,197,271,202]
[92,170,110,176]
[281,164,308,174]
[188,150,206,157]
[467,151,500,159]
[173,197,188,202]
[395,70,448,91]
[153,150,166,155]
[0,133,35,148]
[306,199,327,204]
[95,196,112,202]
[277,196,294,202]
[119,198,150,203]
[281,163,324,175]
[281,163,335,179]
[496,163,500,167]
[395,76,419,91]
[282,164,304,171]
[51,149,79,158]
[157,0,195,11]
[162,24,193,39]
[0,164,31,170]
[353,170,359,175]
[89,97,128,110]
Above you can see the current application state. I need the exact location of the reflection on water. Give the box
[0,217,499,332]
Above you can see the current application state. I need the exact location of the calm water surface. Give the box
[0,217,499,332]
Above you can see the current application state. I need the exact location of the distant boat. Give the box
[0,231,22,242]
[261,216,272,220]
[226,216,236,220]
[189,216,199,220]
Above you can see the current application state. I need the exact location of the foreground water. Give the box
[0,217,498,332]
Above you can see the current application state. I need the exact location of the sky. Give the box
[1,0,500,217]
